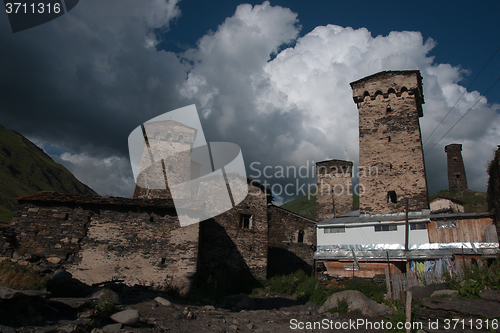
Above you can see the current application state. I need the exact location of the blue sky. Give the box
[0,0,499,203]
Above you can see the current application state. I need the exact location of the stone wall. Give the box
[268,205,316,276]
[7,192,200,294]
[316,159,353,221]
[350,70,429,215]
[487,145,500,241]
[199,180,270,289]
[445,144,468,190]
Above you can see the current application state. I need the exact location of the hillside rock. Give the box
[318,290,391,316]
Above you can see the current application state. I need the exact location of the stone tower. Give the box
[133,120,198,199]
[315,159,353,221]
[350,70,429,215]
[445,143,468,190]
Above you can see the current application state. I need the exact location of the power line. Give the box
[424,74,500,155]
[423,46,500,145]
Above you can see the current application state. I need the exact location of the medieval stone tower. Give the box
[350,70,429,215]
[315,159,353,220]
[445,143,468,190]
[133,120,198,199]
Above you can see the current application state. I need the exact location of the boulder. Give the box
[421,298,500,319]
[318,290,391,316]
[102,323,122,333]
[154,296,171,306]
[430,289,459,298]
[110,309,140,325]
[51,269,72,280]
[479,289,500,302]
[90,288,120,305]
[0,287,50,300]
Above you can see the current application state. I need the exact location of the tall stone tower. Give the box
[445,143,468,190]
[133,120,198,199]
[315,159,353,221]
[350,70,429,215]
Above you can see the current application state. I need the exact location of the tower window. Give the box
[298,230,304,243]
[387,191,397,204]
[386,105,392,113]
[240,214,252,229]
[388,136,391,142]
[453,157,458,161]
[456,174,460,178]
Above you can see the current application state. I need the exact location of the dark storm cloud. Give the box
[0,0,185,159]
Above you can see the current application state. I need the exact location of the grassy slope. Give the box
[280,192,359,219]
[0,124,98,225]
[282,187,488,219]
[429,189,488,213]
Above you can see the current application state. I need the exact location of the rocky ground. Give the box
[1,267,500,333]
[0,284,389,333]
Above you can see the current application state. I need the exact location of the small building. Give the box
[430,196,465,214]
[314,210,499,277]
[268,204,317,276]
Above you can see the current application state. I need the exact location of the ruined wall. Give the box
[316,160,353,221]
[350,70,429,215]
[445,144,468,190]
[268,205,316,276]
[199,181,269,288]
[8,193,200,294]
[487,145,500,241]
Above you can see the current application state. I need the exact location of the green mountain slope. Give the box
[429,189,488,213]
[280,192,359,219]
[0,124,98,225]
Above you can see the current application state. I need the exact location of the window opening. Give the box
[387,191,397,204]
[298,230,304,243]
[240,214,252,229]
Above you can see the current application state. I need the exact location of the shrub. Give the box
[267,270,327,305]
[327,297,349,314]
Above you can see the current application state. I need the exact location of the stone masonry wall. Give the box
[487,145,500,242]
[350,70,429,215]
[199,181,269,288]
[316,160,353,221]
[7,193,200,294]
[268,205,316,276]
[445,143,468,190]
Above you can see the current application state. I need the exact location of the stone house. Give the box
[267,204,316,276]
[3,175,316,292]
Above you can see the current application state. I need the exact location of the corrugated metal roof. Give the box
[317,211,492,227]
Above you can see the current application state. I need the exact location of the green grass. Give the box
[429,189,488,213]
[280,191,359,219]
[0,124,98,225]
[265,271,386,306]
[444,258,500,298]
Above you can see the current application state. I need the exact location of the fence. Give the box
[385,258,464,299]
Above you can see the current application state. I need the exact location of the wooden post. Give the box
[405,199,409,251]
[386,251,392,299]
[385,266,392,299]
[406,291,412,333]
